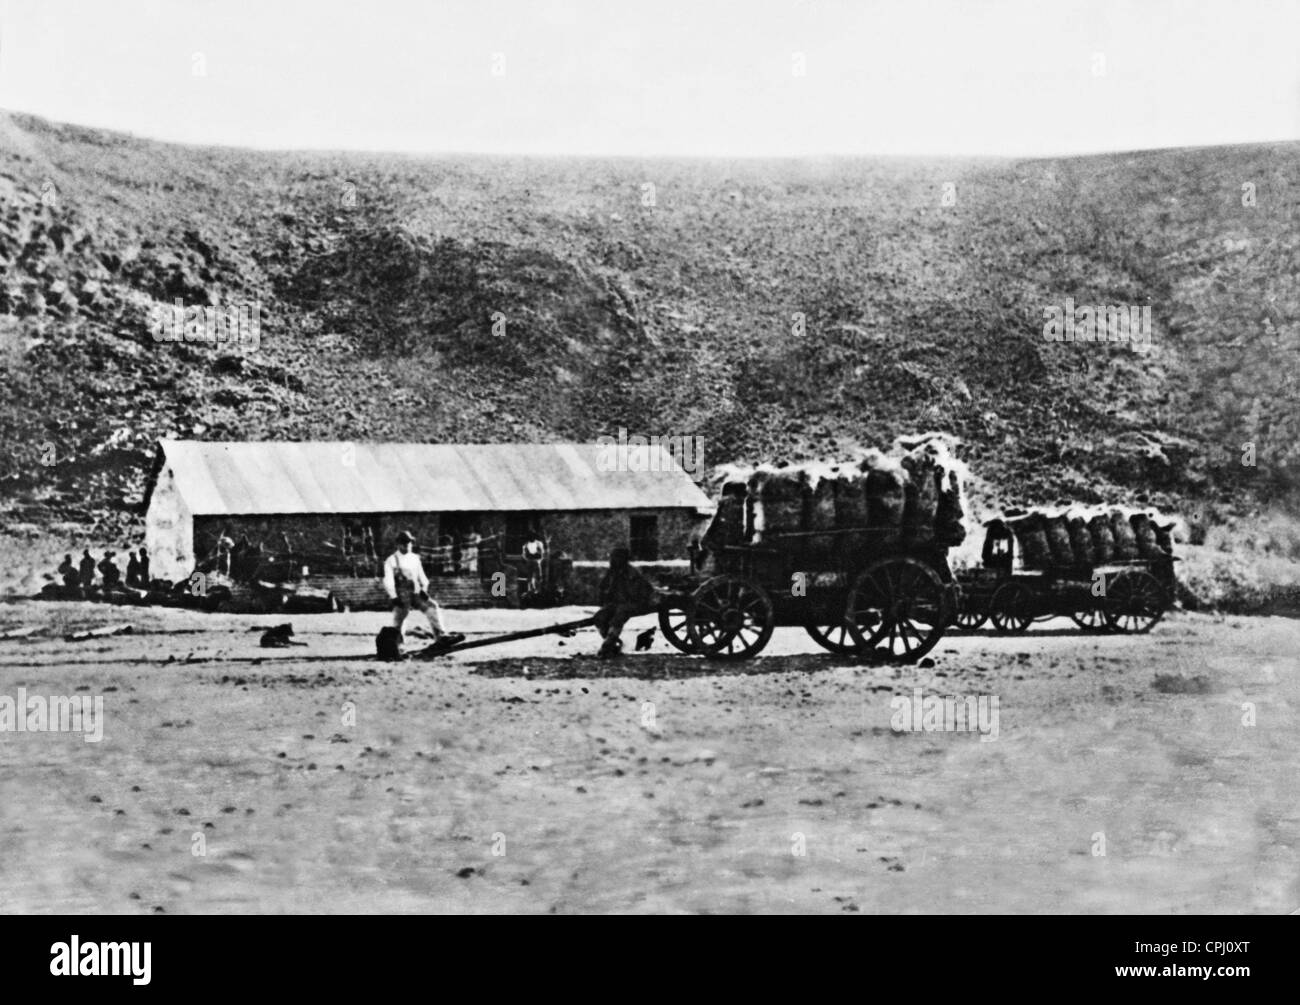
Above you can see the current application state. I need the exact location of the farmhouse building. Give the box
[142,441,714,596]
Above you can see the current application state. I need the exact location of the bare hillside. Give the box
[1,111,1297,536]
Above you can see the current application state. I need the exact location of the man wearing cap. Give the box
[383,531,463,649]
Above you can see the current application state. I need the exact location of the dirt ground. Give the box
[0,599,1296,914]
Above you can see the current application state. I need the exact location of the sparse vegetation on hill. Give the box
[1,110,1297,544]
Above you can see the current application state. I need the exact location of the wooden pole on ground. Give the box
[414,616,598,659]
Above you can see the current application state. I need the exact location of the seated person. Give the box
[594,547,659,658]
[57,554,79,592]
[97,551,122,592]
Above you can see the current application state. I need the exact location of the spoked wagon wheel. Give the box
[953,603,988,631]
[989,582,1034,634]
[844,557,950,663]
[805,620,857,655]
[687,575,775,660]
[1104,570,1167,634]
[1070,604,1110,633]
[658,600,697,654]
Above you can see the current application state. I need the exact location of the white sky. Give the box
[0,0,1296,157]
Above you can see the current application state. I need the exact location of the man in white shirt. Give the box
[522,531,546,598]
[383,530,463,648]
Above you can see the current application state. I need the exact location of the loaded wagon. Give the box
[656,436,968,662]
[953,508,1176,634]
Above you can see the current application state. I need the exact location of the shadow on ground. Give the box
[464,653,882,681]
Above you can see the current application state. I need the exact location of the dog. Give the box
[259,623,306,648]
[634,627,656,652]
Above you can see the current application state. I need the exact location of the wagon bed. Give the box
[954,520,1176,634]
[657,524,955,662]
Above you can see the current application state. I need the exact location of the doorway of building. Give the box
[630,514,659,561]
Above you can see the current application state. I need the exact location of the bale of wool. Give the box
[1109,509,1139,560]
[1131,512,1163,560]
[862,458,907,529]
[749,465,808,538]
[1154,521,1175,558]
[1010,513,1051,569]
[1044,513,1075,566]
[703,491,747,549]
[832,468,870,529]
[708,463,750,492]
[900,450,940,538]
[804,464,838,531]
[1088,514,1115,563]
[702,467,751,549]
[934,467,967,546]
[1067,515,1095,566]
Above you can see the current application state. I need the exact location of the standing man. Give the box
[138,545,151,585]
[125,550,142,588]
[522,530,546,599]
[459,529,481,575]
[383,531,463,649]
[215,535,234,577]
[78,549,96,592]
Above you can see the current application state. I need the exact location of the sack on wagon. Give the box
[1154,519,1176,558]
[1043,512,1075,566]
[804,463,838,532]
[1088,513,1116,563]
[702,465,752,549]
[748,464,809,539]
[1109,509,1140,560]
[900,452,940,540]
[898,435,967,547]
[832,465,870,529]
[933,466,968,546]
[1009,512,1051,569]
[857,449,907,530]
[1067,514,1095,566]
[1130,511,1165,560]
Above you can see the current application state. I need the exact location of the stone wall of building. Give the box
[176,507,709,600]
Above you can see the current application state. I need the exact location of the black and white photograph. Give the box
[0,0,1296,942]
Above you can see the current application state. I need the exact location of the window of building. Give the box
[630,514,659,561]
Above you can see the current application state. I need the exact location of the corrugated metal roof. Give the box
[156,440,714,516]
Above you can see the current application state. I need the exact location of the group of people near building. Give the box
[206,535,267,581]
[426,530,485,576]
[46,529,659,658]
[53,547,151,598]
